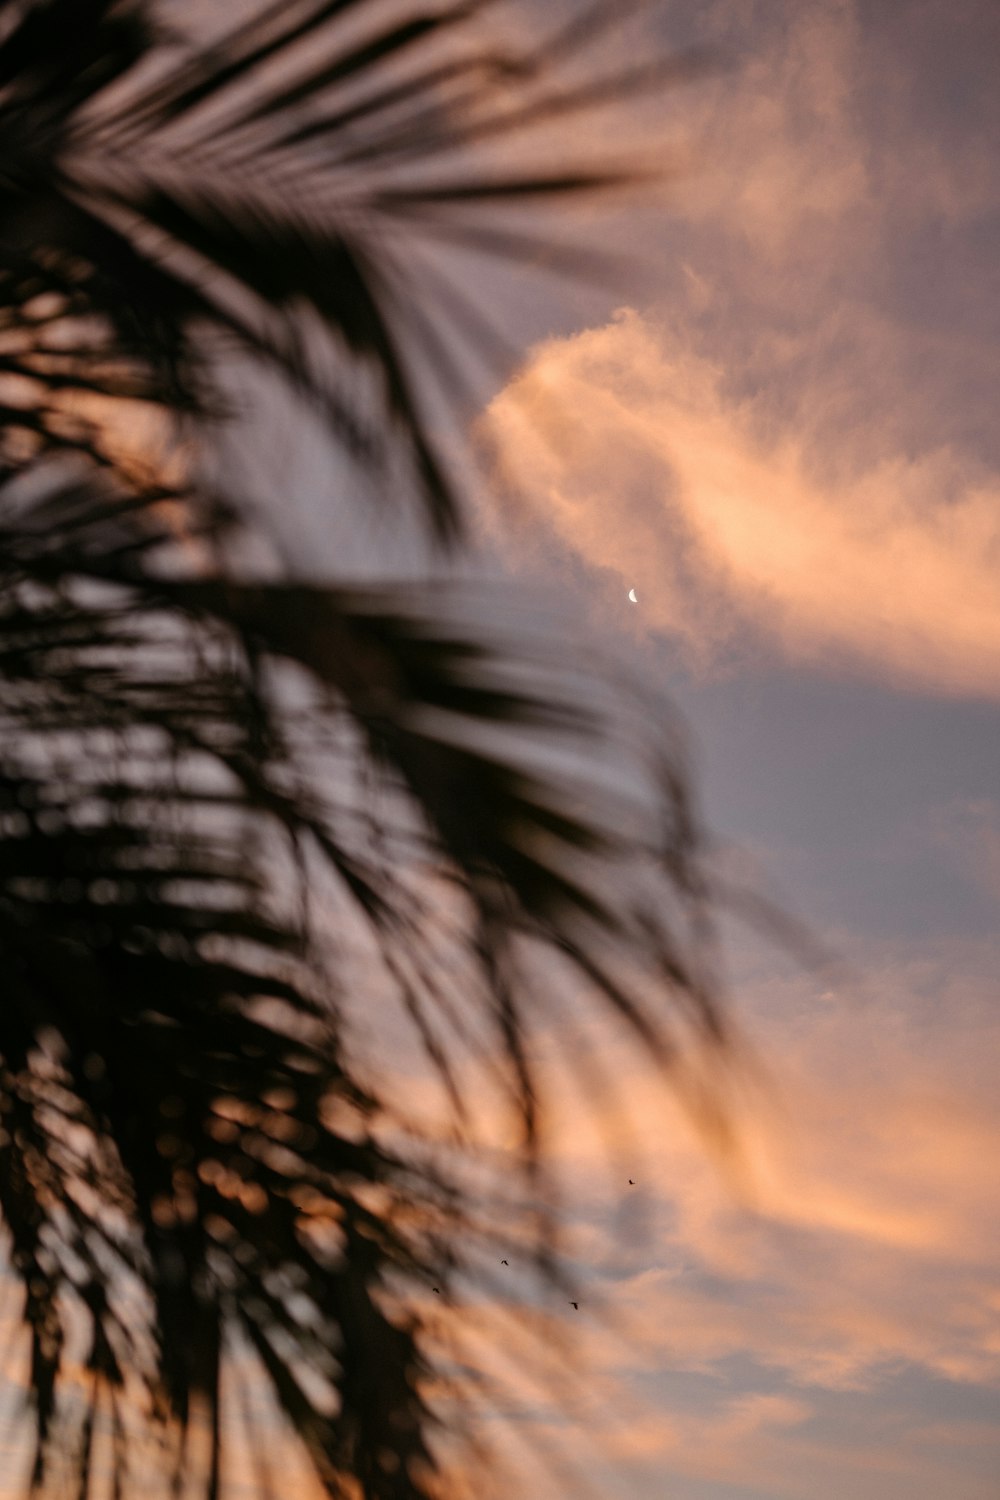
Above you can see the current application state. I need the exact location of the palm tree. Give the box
[0,2,722,1496]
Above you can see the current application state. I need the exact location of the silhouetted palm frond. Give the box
[0,465,445,1497]
[0,3,722,1497]
[0,0,699,538]
[0,453,719,1498]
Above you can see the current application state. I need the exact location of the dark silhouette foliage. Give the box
[0,2,721,1495]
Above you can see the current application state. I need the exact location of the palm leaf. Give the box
[0,468,451,1498]
[0,4,726,1497]
[0,0,691,539]
[0,441,725,1500]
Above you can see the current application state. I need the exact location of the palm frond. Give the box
[0,455,722,1494]
[0,0,696,540]
[0,3,726,1496]
[0,468,450,1498]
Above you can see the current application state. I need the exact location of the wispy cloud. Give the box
[486,308,1000,697]
[415,940,1000,1498]
[483,0,1000,702]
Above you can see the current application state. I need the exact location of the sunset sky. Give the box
[224,3,1000,1493]
[474,0,1000,1494]
[2,2,998,1497]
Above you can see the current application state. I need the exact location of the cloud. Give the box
[474,941,1000,1389]
[408,936,1000,1489]
[411,939,1000,1499]
[485,308,1000,698]
[671,0,871,259]
[479,0,1000,704]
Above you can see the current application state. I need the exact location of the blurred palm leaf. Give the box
[0,0,693,537]
[0,2,721,1497]
[0,454,718,1500]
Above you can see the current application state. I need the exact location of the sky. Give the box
[463,0,1000,1494]
[2,1,998,1496]
[219,1,1000,1492]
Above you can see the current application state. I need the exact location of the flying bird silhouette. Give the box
[432,1287,440,1295]
[628,1179,635,1185]
[570,1301,579,1310]
[500,1259,508,1265]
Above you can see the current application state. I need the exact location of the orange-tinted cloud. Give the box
[408,940,1000,1499]
[480,0,999,705]
[485,308,1000,697]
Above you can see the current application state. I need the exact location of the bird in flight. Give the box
[500,1259,508,1265]
[569,1301,579,1310]
[628,1179,635,1185]
[432,1287,440,1295]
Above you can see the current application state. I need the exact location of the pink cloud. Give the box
[486,308,1000,697]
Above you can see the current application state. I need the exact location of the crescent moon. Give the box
[628,588,638,604]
